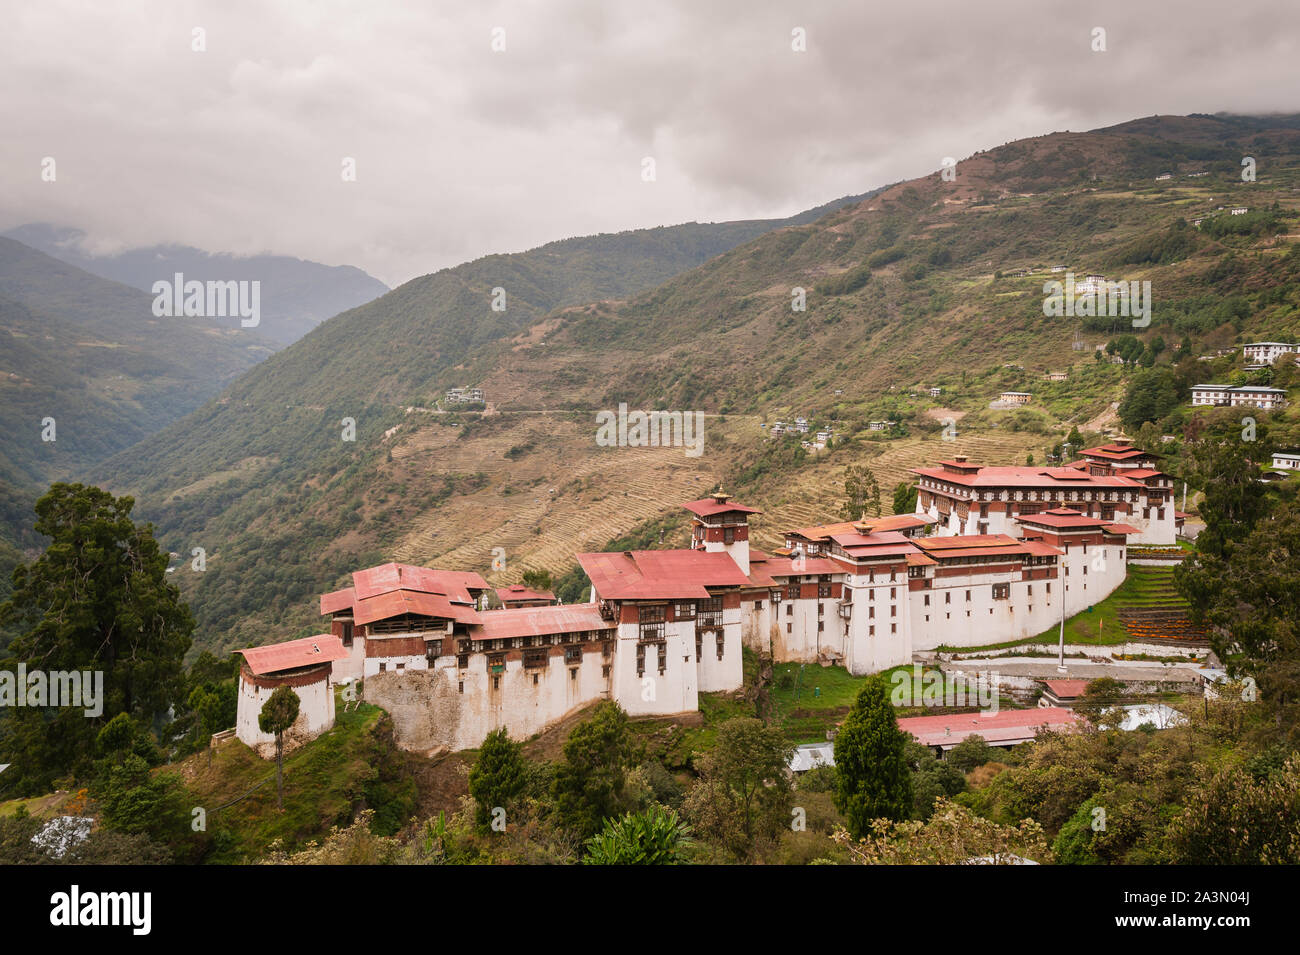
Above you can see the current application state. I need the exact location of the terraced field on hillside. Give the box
[387,412,722,579]
[380,411,1045,585]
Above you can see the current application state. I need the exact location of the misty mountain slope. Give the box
[3,225,390,346]
[97,114,1300,654]
[99,192,879,492]
[0,239,280,486]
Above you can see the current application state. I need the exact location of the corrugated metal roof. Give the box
[353,589,481,626]
[1042,679,1089,698]
[912,465,1145,489]
[897,707,1082,748]
[235,634,347,675]
[496,584,555,603]
[322,563,488,621]
[682,497,762,518]
[762,556,843,577]
[577,549,750,600]
[476,603,611,639]
[320,587,355,615]
[350,562,487,602]
[1102,522,1140,535]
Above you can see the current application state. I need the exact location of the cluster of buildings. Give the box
[768,417,833,449]
[444,386,485,404]
[233,441,1179,758]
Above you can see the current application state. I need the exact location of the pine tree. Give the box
[834,675,913,838]
[552,702,641,838]
[468,727,528,832]
[0,483,193,795]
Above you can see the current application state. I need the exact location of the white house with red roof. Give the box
[577,544,751,718]
[234,634,347,758]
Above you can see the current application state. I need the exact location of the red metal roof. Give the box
[912,465,1142,489]
[476,603,611,640]
[1042,679,1089,698]
[350,562,487,602]
[1017,509,1109,528]
[495,584,555,603]
[828,530,917,558]
[682,497,762,518]
[577,549,750,600]
[762,556,844,578]
[320,587,356,615]
[786,520,858,542]
[1102,522,1140,536]
[1081,444,1154,460]
[897,707,1083,748]
[1020,540,1064,557]
[235,635,347,676]
[322,562,487,620]
[787,513,931,542]
[353,589,481,626]
[915,534,1050,561]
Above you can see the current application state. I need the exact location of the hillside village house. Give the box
[1272,451,1300,471]
[234,635,347,758]
[1242,342,1300,364]
[999,391,1032,404]
[1190,383,1287,411]
[445,386,485,403]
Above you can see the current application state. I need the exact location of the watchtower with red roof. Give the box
[233,635,347,758]
[683,489,761,575]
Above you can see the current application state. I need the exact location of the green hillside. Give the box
[0,240,287,606]
[89,113,1300,656]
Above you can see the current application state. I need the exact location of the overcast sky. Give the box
[2,0,1299,287]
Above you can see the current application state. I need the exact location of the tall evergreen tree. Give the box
[0,483,193,795]
[552,701,641,838]
[834,675,913,838]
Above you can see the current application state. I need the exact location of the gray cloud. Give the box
[1,0,1297,286]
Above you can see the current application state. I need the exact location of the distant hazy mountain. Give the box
[3,224,389,346]
[0,235,280,521]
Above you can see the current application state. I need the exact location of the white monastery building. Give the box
[228,445,1171,757]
